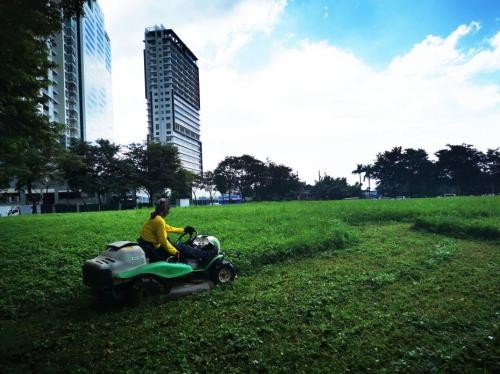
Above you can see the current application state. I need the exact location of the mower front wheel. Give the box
[211,261,236,285]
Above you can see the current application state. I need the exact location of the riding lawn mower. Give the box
[82,231,236,305]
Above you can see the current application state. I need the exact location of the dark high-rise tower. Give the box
[144,25,202,174]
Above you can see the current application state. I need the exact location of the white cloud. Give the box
[201,23,500,183]
[180,0,287,67]
[99,1,500,185]
[388,22,480,78]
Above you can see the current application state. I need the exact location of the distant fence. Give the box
[1,199,225,216]
[40,202,137,214]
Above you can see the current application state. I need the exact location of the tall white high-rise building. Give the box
[42,0,112,146]
[143,25,202,175]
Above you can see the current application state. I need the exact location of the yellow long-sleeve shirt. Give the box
[139,215,185,256]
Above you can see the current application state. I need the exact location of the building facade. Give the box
[144,25,203,174]
[42,0,112,147]
[80,0,113,142]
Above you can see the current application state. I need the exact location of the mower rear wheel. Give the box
[211,261,236,285]
[126,276,171,306]
[91,287,122,306]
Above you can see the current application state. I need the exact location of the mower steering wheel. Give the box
[176,229,197,245]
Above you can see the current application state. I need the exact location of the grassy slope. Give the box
[0,197,498,372]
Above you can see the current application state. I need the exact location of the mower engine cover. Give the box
[192,235,221,251]
[82,241,146,288]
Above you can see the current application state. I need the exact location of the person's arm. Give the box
[165,223,185,234]
[154,219,179,256]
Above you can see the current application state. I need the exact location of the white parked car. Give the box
[8,208,20,216]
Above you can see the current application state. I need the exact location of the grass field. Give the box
[0,196,499,372]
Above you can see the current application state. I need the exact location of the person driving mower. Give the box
[138,198,209,263]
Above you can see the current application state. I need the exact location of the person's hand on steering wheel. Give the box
[177,227,197,246]
[184,226,195,235]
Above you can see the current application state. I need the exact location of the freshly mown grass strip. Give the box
[414,216,500,240]
[1,224,497,372]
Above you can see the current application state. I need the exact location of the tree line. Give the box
[353,144,499,197]
[197,156,361,202]
[5,139,497,214]
[3,138,196,213]
[201,155,360,202]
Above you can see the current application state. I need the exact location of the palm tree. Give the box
[362,164,373,193]
[352,164,364,187]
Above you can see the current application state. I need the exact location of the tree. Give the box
[312,175,361,200]
[485,148,500,194]
[125,142,184,205]
[112,154,140,207]
[435,144,486,195]
[172,169,196,200]
[60,139,123,209]
[0,1,84,188]
[362,164,374,193]
[399,149,436,197]
[238,155,266,199]
[11,123,64,213]
[213,155,265,201]
[213,155,303,201]
[60,139,88,205]
[258,162,301,200]
[199,171,216,204]
[371,147,407,197]
[191,174,204,204]
[90,139,122,208]
[213,164,234,201]
[352,164,364,187]
[371,147,439,197]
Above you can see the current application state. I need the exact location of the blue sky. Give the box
[240,0,500,68]
[101,0,500,184]
[296,0,498,58]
